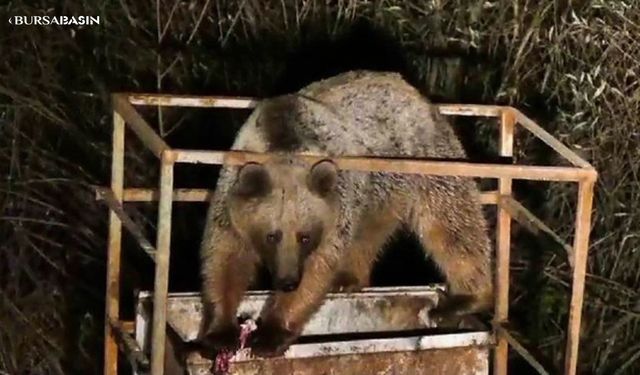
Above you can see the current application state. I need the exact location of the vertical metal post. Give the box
[104,111,125,375]
[150,153,175,375]
[564,179,595,375]
[494,108,515,375]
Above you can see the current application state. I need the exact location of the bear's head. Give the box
[227,158,339,292]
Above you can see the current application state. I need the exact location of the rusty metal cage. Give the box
[97,93,597,375]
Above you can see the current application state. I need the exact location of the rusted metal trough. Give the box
[133,286,493,375]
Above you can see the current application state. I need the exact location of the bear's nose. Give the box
[276,278,300,292]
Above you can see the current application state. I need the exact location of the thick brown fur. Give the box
[197,70,493,358]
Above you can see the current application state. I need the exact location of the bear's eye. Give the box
[297,233,311,245]
[266,230,282,244]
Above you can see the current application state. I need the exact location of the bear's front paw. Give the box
[198,324,241,357]
[332,272,365,293]
[429,291,475,328]
[250,320,297,358]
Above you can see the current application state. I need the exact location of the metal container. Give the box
[134,286,492,375]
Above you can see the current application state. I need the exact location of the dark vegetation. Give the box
[1,1,639,374]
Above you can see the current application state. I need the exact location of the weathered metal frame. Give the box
[100,92,597,375]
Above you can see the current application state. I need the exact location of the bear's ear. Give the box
[232,163,272,198]
[308,159,338,197]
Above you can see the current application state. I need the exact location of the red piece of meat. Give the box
[213,319,257,375]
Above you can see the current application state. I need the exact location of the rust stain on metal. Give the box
[437,104,503,117]
[126,94,258,109]
[222,347,487,375]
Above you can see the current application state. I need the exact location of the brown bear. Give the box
[197,70,493,357]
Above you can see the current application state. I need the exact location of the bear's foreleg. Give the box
[251,248,340,357]
[413,183,494,320]
[198,226,258,353]
[333,207,400,292]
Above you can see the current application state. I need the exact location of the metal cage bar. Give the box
[101,93,597,375]
[499,196,574,267]
[111,94,170,159]
[513,109,593,169]
[128,93,258,109]
[564,180,596,375]
[167,148,591,181]
[96,187,498,205]
[495,324,550,375]
[95,188,156,261]
[494,108,515,375]
[117,93,594,171]
[150,157,175,375]
[108,319,149,373]
[125,93,502,117]
[104,111,124,375]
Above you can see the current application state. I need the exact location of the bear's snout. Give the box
[274,277,300,292]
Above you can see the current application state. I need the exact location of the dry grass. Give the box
[1,1,639,374]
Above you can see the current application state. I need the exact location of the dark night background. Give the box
[1,1,639,374]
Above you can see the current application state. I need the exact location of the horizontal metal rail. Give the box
[96,187,498,205]
[128,93,258,108]
[125,93,502,117]
[167,149,593,182]
[121,320,135,333]
[118,188,211,202]
[438,104,502,117]
[121,93,594,170]
[118,93,595,178]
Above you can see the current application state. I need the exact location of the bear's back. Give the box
[232,70,463,159]
[300,70,442,157]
